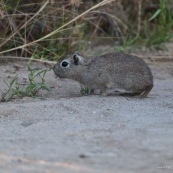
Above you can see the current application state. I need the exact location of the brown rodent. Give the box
[53,51,153,97]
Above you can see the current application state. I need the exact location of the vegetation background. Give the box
[0,0,173,61]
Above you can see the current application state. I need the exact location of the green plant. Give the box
[115,34,141,53]
[80,87,91,95]
[1,74,19,102]
[25,66,51,97]
[1,66,51,102]
[144,0,173,48]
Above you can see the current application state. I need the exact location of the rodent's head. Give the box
[53,51,87,79]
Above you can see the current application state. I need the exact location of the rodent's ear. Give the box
[72,52,85,65]
[74,51,80,56]
[73,54,79,65]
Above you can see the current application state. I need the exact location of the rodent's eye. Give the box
[61,61,69,68]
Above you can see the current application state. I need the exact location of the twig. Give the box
[0,0,117,55]
[0,0,49,49]
[137,0,142,34]
[0,56,56,64]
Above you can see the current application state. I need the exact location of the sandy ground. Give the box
[0,48,173,173]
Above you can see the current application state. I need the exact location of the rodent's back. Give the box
[86,52,153,91]
[88,52,152,77]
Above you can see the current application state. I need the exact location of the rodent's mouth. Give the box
[53,69,65,78]
[53,66,59,75]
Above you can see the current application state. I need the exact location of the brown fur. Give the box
[53,51,153,97]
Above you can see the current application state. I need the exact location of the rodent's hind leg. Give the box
[119,85,153,98]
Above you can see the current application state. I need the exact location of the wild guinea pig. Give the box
[53,51,153,97]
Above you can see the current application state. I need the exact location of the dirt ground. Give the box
[0,45,173,173]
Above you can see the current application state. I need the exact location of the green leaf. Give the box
[149,9,161,21]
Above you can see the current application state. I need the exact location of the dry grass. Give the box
[0,0,172,61]
[1,0,121,59]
